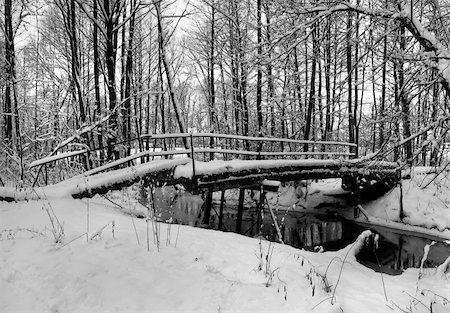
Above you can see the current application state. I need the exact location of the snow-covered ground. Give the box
[363,169,450,238]
[1,193,449,312]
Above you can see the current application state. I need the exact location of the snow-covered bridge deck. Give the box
[2,160,399,202]
[171,158,398,192]
[0,133,399,201]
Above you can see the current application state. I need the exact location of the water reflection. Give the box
[148,188,449,275]
[356,226,450,275]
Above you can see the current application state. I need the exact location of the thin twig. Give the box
[57,233,87,250]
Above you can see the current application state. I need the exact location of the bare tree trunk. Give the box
[104,0,120,160]
[4,0,14,145]
[304,19,318,152]
[398,24,412,162]
[346,10,356,154]
[4,0,23,179]
[379,17,387,150]
[353,7,360,157]
[229,3,240,137]
[58,0,87,125]
[219,59,229,133]
[323,14,332,144]
[123,0,137,157]
[93,0,103,161]
[155,1,187,147]
[157,49,167,146]
[256,0,263,137]
[293,47,303,138]
[393,58,400,161]
[264,4,275,138]
[209,1,216,159]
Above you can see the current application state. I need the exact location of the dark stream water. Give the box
[146,188,449,275]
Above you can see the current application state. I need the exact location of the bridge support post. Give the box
[236,188,245,233]
[218,189,225,230]
[257,186,264,236]
[355,176,361,206]
[398,181,404,221]
[201,187,213,226]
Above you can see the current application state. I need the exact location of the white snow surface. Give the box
[1,196,449,313]
[174,159,340,179]
[174,158,395,179]
[364,170,450,235]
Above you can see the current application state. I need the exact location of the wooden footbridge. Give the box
[1,133,399,203]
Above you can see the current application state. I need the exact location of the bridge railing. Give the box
[28,132,357,186]
[139,133,356,161]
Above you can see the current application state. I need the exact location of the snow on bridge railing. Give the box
[28,149,88,169]
[28,132,357,186]
[140,132,357,148]
[139,132,357,160]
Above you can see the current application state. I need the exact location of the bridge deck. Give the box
[1,133,400,202]
[169,159,398,192]
[0,157,398,202]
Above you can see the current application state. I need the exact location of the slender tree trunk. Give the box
[64,0,86,125]
[157,49,167,146]
[229,3,240,137]
[304,18,318,152]
[398,24,412,162]
[209,2,216,159]
[219,59,229,133]
[155,2,187,147]
[379,2,388,149]
[239,45,249,139]
[104,0,120,160]
[123,0,136,157]
[346,11,356,154]
[120,6,127,103]
[318,42,323,145]
[430,72,439,166]
[323,14,332,144]
[93,0,103,161]
[256,0,263,137]
[370,29,378,153]
[393,60,400,161]
[4,0,14,145]
[264,4,275,138]
[353,7,359,157]
[293,47,303,138]
[4,0,23,178]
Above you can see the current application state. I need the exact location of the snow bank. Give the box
[1,197,449,313]
[364,171,450,233]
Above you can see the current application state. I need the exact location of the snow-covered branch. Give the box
[285,1,450,95]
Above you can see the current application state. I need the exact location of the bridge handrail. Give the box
[72,149,192,178]
[65,148,354,179]
[28,149,88,169]
[193,148,355,157]
[140,132,358,148]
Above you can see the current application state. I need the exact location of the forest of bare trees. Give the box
[1,0,450,185]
